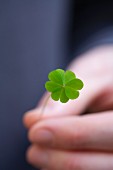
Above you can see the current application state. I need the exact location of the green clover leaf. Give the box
[45,69,84,103]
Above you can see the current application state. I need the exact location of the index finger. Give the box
[23,80,99,129]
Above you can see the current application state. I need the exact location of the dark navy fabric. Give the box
[0,1,113,170]
[0,1,71,169]
[71,1,113,56]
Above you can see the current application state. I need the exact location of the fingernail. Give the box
[35,130,53,146]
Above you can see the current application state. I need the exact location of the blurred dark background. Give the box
[0,0,113,170]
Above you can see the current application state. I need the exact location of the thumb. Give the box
[23,80,100,129]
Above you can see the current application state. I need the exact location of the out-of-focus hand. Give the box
[23,45,113,169]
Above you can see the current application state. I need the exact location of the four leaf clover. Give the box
[45,69,84,103]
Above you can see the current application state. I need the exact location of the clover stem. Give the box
[41,93,51,114]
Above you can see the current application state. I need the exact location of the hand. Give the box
[24,45,113,128]
[23,45,113,169]
[27,111,113,170]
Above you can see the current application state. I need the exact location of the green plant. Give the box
[42,69,84,111]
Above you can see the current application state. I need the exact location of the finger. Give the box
[23,79,102,129]
[23,94,87,129]
[29,111,113,151]
[27,145,113,170]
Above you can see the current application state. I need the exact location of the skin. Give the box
[23,45,113,170]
